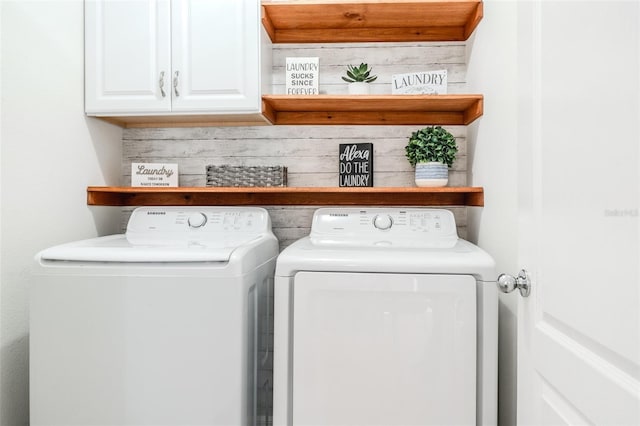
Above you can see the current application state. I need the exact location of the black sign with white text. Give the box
[339,143,373,187]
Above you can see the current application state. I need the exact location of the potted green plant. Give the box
[405,125,458,187]
[342,63,377,94]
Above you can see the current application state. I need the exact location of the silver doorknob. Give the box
[497,269,531,297]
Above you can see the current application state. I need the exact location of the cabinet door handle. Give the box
[159,71,166,98]
[173,71,180,97]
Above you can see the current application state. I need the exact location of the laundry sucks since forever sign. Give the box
[286,57,319,95]
[339,143,373,187]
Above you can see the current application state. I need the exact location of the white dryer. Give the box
[273,208,497,426]
[31,206,278,426]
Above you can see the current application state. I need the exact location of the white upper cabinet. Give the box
[85,0,171,113]
[85,0,266,116]
[171,0,260,112]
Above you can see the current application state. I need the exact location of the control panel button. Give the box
[187,212,207,228]
[373,214,393,230]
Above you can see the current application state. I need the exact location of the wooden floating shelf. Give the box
[87,187,485,207]
[262,94,484,125]
[94,95,484,128]
[261,0,483,43]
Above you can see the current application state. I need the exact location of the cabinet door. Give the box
[171,0,261,113]
[85,0,171,114]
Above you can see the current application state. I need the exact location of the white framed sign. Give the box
[131,163,178,187]
[392,70,448,94]
[286,57,319,95]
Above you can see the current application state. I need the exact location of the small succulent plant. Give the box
[342,63,378,83]
[405,126,458,167]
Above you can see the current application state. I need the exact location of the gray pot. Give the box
[415,162,448,187]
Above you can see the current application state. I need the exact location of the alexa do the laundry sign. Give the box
[132,163,178,187]
[339,143,373,187]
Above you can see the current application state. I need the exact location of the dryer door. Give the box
[292,272,476,426]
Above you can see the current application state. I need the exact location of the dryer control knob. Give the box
[373,214,393,230]
[188,212,207,228]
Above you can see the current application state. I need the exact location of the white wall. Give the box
[0,1,122,424]
[466,1,519,425]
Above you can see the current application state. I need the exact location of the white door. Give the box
[292,272,477,426]
[85,0,171,113]
[516,1,640,424]
[171,0,261,113]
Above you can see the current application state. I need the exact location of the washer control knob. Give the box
[373,214,393,230]
[188,212,207,228]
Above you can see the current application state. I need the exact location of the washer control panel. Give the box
[126,207,271,243]
[310,208,458,247]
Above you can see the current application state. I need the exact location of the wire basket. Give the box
[206,165,288,187]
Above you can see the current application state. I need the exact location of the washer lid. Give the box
[38,207,274,263]
[38,234,243,263]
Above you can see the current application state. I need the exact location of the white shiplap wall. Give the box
[121,42,469,247]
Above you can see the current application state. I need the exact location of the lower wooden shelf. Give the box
[87,187,484,207]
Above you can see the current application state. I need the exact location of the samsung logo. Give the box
[329,213,348,217]
[147,212,166,215]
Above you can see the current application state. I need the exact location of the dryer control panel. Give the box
[310,208,458,247]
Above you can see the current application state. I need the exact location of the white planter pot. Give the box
[348,82,371,95]
[415,162,449,187]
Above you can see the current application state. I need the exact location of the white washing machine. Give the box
[273,208,497,426]
[31,206,278,426]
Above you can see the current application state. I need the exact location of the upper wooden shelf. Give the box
[94,94,483,128]
[87,186,485,207]
[261,0,483,43]
[262,94,483,125]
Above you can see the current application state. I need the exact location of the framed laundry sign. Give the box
[392,69,448,94]
[339,143,373,187]
[131,163,178,187]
